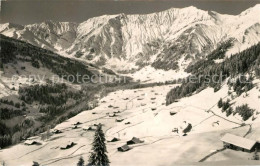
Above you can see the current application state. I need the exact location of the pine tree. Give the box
[252,148,259,160]
[77,156,85,166]
[88,124,109,166]
[32,161,39,166]
[217,98,223,108]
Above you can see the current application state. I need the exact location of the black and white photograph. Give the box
[0,0,260,165]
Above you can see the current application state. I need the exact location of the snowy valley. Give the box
[0,4,260,166]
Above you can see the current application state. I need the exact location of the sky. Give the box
[1,0,260,25]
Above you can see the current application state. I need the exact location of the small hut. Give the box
[113,110,120,114]
[107,137,120,142]
[116,118,124,122]
[93,123,101,127]
[82,126,96,131]
[72,125,78,129]
[170,111,177,116]
[24,140,40,145]
[73,122,82,126]
[127,137,144,145]
[117,144,130,152]
[60,142,76,150]
[108,105,113,108]
[52,129,62,134]
[109,113,117,117]
[125,122,131,125]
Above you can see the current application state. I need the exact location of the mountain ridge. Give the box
[1,5,260,72]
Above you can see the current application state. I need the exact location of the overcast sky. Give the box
[1,0,260,25]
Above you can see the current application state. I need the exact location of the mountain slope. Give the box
[0,21,78,52]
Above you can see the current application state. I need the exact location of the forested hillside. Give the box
[166,42,260,105]
[0,34,94,82]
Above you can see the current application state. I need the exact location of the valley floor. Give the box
[1,81,260,165]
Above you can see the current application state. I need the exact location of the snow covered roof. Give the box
[117,144,130,152]
[60,142,75,149]
[82,125,96,131]
[73,122,82,125]
[107,137,119,142]
[52,129,62,133]
[170,111,177,116]
[221,133,257,150]
[116,118,124,122]
[24,140,39,145]
[127,137,144,145]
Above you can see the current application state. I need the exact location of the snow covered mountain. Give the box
[1,5,260,72]
[0,21,78,51]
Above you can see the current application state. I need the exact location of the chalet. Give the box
[117,144,130,152]
[52,129,62,134]
[113,111,121,114]
[151,108,157,111]
[73,122,82,126]
[24,140,40,145]
[127,137,144,145]
[170,111,177,116]
[116,118,124,122]
[125,122,131,125]
[109,113,117,117]
[93,123,101,127]
[60,142,76,150]
[221,133,257,152]
[107,137,120,142]
[82,126,96,131]
[72,125,78,129]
